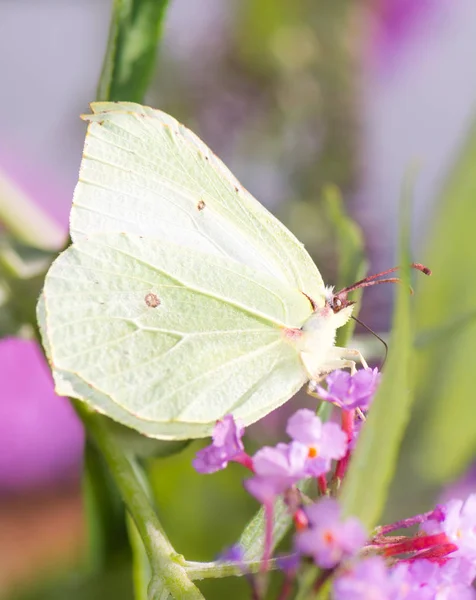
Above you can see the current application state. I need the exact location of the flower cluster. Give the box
[192,368,476,598]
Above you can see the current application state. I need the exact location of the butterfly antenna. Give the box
[337,263,431,296]
[351,315,388,369]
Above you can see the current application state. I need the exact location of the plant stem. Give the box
[183,557,283,580]
[0,167,65,250]
[77,404,204,600]
[127,514,152,600]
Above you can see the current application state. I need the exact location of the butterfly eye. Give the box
[334,298,342,308]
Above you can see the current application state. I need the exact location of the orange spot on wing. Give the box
[283,327,302,342]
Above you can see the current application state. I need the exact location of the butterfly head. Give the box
[324,285,356,315]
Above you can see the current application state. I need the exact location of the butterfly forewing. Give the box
[71,102,325,304]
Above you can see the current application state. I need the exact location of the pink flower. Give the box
[286,409,347,476]
[295,498,367,569]
[315,368,381,411]
[193,414,250,474]
[244,442,308,504]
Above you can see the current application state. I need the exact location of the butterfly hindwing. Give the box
[40,233,311,438]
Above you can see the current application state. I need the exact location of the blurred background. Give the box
[1,0,476,598]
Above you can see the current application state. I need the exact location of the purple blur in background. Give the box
[370,0,442,71]
[0,152,83,494]
[0,337,84,493]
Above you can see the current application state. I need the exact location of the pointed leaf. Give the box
[340,189,413,528]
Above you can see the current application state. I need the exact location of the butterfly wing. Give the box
[40,233,312,439]
[71,102,325,305]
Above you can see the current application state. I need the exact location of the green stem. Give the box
[183,557,283,580]
[97,0,170,102]
[127,514,152,600]
[76,404,204,600]
[0,166,65,251]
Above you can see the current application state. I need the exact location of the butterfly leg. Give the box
[331,346,369,370]
[306,358,358,397]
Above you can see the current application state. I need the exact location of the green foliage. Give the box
[412,119,476,481]
[323,185,367,347]
[97,0,170,102]
[0,234,56,336]
[82,442,128,573]
[340,194,413,529]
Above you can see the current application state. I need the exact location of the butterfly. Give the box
[38,102,418,440]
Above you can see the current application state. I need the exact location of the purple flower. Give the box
[391,558,476,600]
[333,556,391,599]
[193,414,248,474]
[440,494,476,561]
[315,368,381,411]
[219,544,245,563]
[437,556,476,588]
[286,409,347,476]
[295,498,367,568]
[244,442,308,503]
[277,553,301,575]
[390,562,434,600]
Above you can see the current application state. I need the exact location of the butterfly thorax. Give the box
[292,302,354,378]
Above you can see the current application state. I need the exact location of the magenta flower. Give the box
[391,558,476,600]
[295,498,367,568]
[315,368,381,411]
[437,556,476,588]
[286,409,347,476]
[193,414,249,474]
[390,562,434,600]
[333,556,390,599]
[440,494,476,561]
[244,442,308,503]
[219,544,245,564]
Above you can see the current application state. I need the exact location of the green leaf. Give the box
[411,117,476,481]
[323,184,367,347]
[0,234,56,337]
[97,0,170,103]
[82,441,128,573]
[126,515,151,600]
[415,309,476,349]
[339,186,413,529]
[239,480,312,562]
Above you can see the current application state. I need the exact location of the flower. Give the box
[193,414,249,474]
[315,368,381,411]
[334,556,476,600]
[333,556,390,599]
[244,442,308,503]
[219,544,245,563]
[286,409,347,476]
[440,494,476,562]
[277,553,301,575]
[391,558,476,600]
[295,498,367,568]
